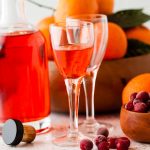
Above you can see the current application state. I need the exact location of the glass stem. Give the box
[65,78,82,138]
[84,69,98,123]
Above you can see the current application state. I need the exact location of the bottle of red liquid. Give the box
[0,0,50,133]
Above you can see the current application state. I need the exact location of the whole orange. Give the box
[97,0,114,14]
[104,22,127,60]
[122,73,150,104]
[54,0,99,22]
[126,26,150,45]
[37,16,55,60]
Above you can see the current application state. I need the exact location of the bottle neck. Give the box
[0,0,35,34]
[0,0,26,26]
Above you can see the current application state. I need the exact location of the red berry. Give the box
[97,127,109,137]
[133,99,141,106]
[80,139,93,150]
[125,101,134,111]
[116,141,128,150]
[116,139,129,150]
[107,137,117,149]
[94,135,107,146]
[134,102,147,113]
[116,137,130,148]
[136,91,149,102]
[98,141,109,150]
[130,92,137,101]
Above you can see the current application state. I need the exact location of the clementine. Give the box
[37,16,55,60]
[126,26,150,45]
[104,22,127,60]
[122,73,150,104]
[54,0,99,22]
[97,0,114,14]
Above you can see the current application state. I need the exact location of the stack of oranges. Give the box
[37,0,150,61]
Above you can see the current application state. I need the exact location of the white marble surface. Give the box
[0,113,149,150]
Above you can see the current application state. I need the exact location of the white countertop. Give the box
[0,113,150,150]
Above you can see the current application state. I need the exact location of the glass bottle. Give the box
[0,0,51,133]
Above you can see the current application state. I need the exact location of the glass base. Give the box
[52,132,83,147]
[79,118,113,138]
[51,125,68,138]
[0,115,51,134]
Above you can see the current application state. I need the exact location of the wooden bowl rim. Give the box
[121,106,150,116]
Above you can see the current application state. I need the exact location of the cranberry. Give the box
[134,102,147,113]
[125,101,134,111]
[136,91,149,102]
[116,140,129,150]
[130,92,137,101]
[80,139,93,150]
[116,137,130,148]
[133,99,141,105]
[94,135,107,146]
[98,141,109,150]
[97,127,109,137]
[107,137,117,149]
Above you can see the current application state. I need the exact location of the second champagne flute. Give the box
[50,21,94,147]
[67,14,111,137]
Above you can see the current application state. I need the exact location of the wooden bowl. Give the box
[120,106,150,143]
[49,54,150,113]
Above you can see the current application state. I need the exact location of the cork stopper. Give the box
[2,119,36,146]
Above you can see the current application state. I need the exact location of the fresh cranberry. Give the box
[97,127,109,137]
[130,92,137,101]
[116,137,130,148]
[136,91,149,102]
[116,140,129,150]
[80,139,93,150]
[98,141,109,150]
[125,101,134,111]
[94,135,107,146]
[107,137,117,149]
[133,99,141,105]
[134,102,147,113]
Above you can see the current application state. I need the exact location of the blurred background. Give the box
[0,0,149,26]
[23,0,150,27]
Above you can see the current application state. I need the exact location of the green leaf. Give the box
[108,9,150,29]
[125,39,150,57]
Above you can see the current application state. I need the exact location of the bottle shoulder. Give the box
[0,23,38,35]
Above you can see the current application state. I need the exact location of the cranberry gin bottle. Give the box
[0,0,50,133]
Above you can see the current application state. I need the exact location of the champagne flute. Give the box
[67,14,112,137]
[50,21,94,146]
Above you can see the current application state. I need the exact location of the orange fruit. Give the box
[122,73,150,104]
[126,26,150,45]
[54,0,99,22]
[97,0,114,14]
[104,22,127,60]
[37,16,55,60]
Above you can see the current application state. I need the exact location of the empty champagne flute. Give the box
[50,21,94,147]
[67,14,111,137]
